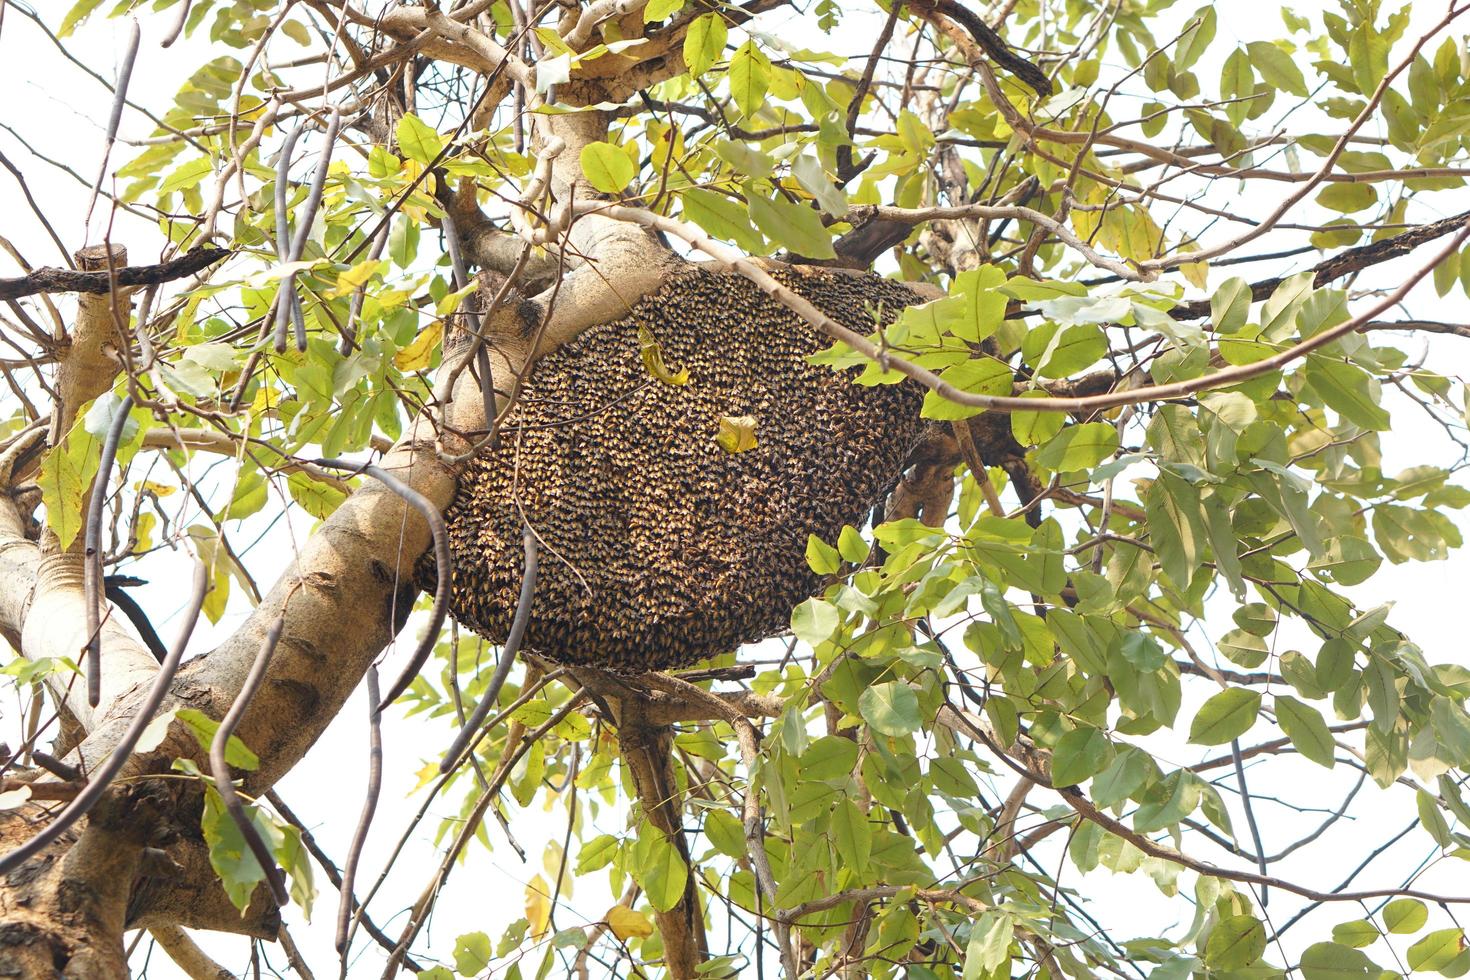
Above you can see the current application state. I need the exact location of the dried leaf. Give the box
[715,415,758,453]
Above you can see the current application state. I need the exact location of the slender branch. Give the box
[0,247,229,301]
[581,201,1469,415]
[315,459,452,710]
[335,667,383,956]
[440,525,538,772]
[210,617,290,906]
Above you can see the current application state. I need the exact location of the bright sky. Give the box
[1,1,1468,977]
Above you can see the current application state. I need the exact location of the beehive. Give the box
[423,264,928,671]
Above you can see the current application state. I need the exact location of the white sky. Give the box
[2,1,1469,978]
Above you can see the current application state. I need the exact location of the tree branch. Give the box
[0,246,228,302]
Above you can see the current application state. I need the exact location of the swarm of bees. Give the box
[420,265,928,670]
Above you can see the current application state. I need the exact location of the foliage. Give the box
[7,0,1470,976]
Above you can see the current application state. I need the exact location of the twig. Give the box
[210,617,290,906]
[85,18,140,228]
[84,394,134,707]
[0,560,208,876]
[336,667,383,956]
[440,525,537,772]
[1231,739,1271,907]
[275,109,341,353]
[314,458,451,709]
[584,201,1468,415]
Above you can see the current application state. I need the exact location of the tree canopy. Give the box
[2,0,1470,978]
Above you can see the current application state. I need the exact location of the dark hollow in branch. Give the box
[0,246,229,301]
[314,458,452,710]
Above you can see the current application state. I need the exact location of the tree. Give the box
[2,0,1470,976]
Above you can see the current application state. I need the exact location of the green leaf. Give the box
[576,834,620,873]
[747,189,836,259]
[837,525,869,563]
[177,708,260,770]
[1033,324,1107,378]
[922,358,1013,420]
[683,13,728,77]
[1232,603,1277,637]
[1316,639,1356,692]
[703,810,746,858]
[644,0,685,20]
[682,188,765,255]
[831,798,872,870]
[288,471,348,520]
[59,0,106,36]
[1205,914,1267,970]
[1305,357,1391,430]
[1035,423,1119,472]
[158,157,213,196]
[1331,920,1380,949]
[859,682,922,736]
[1188,689,1260,745]
[1092,747,1152,807]
[1247,40,1309,96]
[791,598,839,647]
[963,912,1013,979]
[201,785,277,911]
[1051,727,1110,788]
[1418,789,1453,847]
[39,422,101,551]
[1011,391,1066,446]
[1384,898,1428,935]
[632,823,688,913]
[1299,942,1378,980]
[395,113,444,165]
[805,533,841,574]
[454,933,494,976]
[1275,695,1336,768]
[1174,8,1217,72]
[801,736,859,781]
[1409,929,1466,973]
[1146,474,1205,588]
[579,141,636,194]
[729,40,771,118]
[793,155,847,219]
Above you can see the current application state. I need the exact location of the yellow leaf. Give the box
[133,512,156,552]
[38,420,101,550]
[638,325,689,386]
[394,321,443,372]
[411,761,439,793]
[327,259,384,299]
[606,904,654,941]
[1179,252,1209,290]
[715,415,758,454]
[525,874,552,938]
[136,480,176,498]
[252,384,281,413]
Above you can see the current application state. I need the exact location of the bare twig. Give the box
[0,560,208,876]
[441,525,538,772]
[210,617,290,906]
